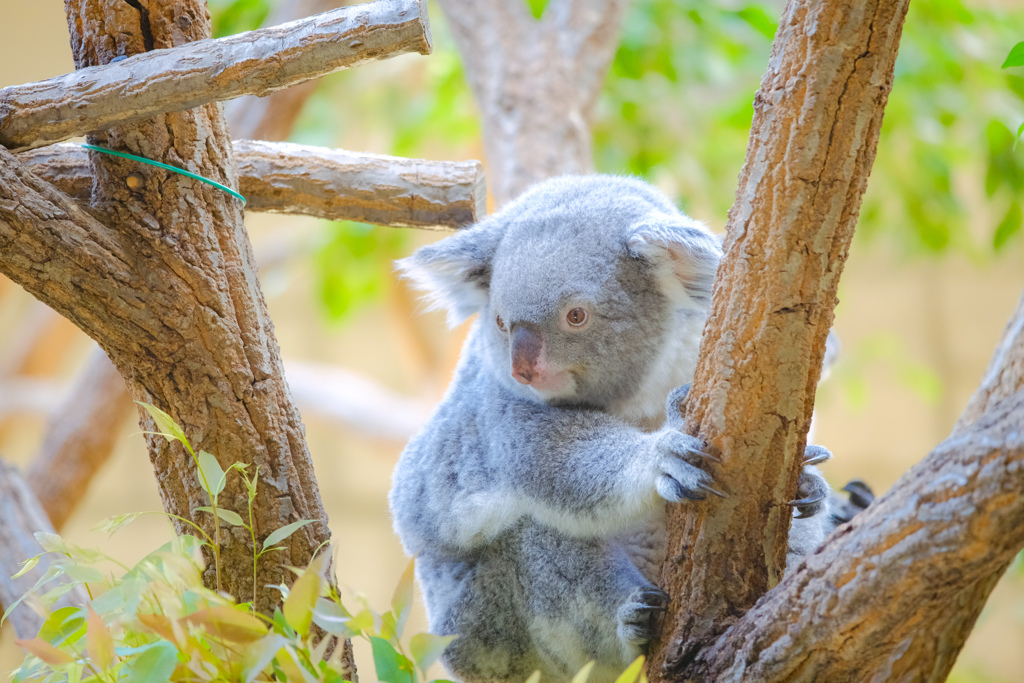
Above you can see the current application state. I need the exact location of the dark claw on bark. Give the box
[699,484,727,498]
[803,448,832,466]
[693,450,721,463]
[842,479,875,509]
[787,492,826,508]
[641,588,669,604]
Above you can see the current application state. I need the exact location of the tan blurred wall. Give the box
[1,2,1024,682]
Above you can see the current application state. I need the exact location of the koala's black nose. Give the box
[510,325,542,385]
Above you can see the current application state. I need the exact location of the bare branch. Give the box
[0,0,432,151]
[692,387,1024,681]
[26,345,134,531]
[17,142,486,229]
[648,0,911,677]
[0,459,89,639]
[226,0,347,141]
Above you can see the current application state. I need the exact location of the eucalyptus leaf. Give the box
[124,641,179,683]
[371,636,413,683]
[410,632,456,672]
[197,450,226,496]
[262,519,315,550]
[194,506,245,526]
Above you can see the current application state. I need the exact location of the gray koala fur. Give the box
[390,175,838,683]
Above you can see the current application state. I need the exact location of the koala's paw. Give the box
[617,586,668,649]
[788,447,833,519]
[652,428,723,503]
[664,384,691,430]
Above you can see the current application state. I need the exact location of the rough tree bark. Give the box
[0,0,430,151]
[637,0,1024,679]
[19,141,486,229]
[226,0,348,142]
[436,0,628,205]
[3,0,339,616]
[668,291,1024,681]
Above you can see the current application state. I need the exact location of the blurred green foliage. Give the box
[209,0,1023,320]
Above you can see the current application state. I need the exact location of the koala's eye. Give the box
[496,315,507,332]
[566,308,588,327]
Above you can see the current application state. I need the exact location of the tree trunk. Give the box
[40,0,331,613]
[437,0,628,205]
[647,0,911,678]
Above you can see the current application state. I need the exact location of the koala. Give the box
[389,175,842,683]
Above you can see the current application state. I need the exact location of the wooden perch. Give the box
[0,459,89,640]
[17,141,486,229]
[0,0,432,151]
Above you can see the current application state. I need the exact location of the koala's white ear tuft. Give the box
[627,214,723,309]
[396,219,503,327]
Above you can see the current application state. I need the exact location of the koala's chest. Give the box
[611,506,668,583]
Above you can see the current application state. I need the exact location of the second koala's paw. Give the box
[617,586,668,649]
[652,429,723,503]
[789,465,831,520]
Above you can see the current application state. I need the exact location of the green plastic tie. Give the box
[81,144,246,204]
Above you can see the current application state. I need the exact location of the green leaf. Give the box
[371,636,413,683]
[1003,41,1024,68]
[91,512,144,536]
[86,606,115,671]
[11,555,41,579]
[523,672,542,683]
[242,634,287,683]
[14,638,75,667]
[34,532,67,554]
[262,519,316,550]
[390,557,415,641]
[613,656,646,683]
[572,661,596,683]
[197,450,225,497]
[124,641,179,683]
[283,554,324,637]
[994,201,1022,250]
[524,0,548,20]
[345,608,375,636]
[137,402,189,448]
[194,506,246,526]
[410,633,456,672]
[312,598,353,638]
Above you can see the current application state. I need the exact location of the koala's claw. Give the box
[664,384,691,429]
[803,444,833,466]
[790,463,831,519]
[618,586,669,648]
[654,428,719,504]
[787,491,826,518]
[698,483,727,499]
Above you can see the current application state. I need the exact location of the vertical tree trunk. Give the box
[59,0,330,613]
[647,0,911,678]
[437,0,628,206]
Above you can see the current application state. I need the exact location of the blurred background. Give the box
[1,0,1023,680]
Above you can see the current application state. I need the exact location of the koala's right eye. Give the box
[496,315,507,332]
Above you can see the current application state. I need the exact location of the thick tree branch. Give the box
[648,0,910,678]
[17,142,485,229]
[226,0,347,141]
[0,0,431,151]
[690,386,1024,681]
[0,460,90,640]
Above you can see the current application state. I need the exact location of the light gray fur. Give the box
[390,176,839,683]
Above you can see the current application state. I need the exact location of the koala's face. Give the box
[398,175,723,411]
[484,222,673,409]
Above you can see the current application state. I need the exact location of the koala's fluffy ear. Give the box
[627,215,723,309]
[396,219,503,327]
